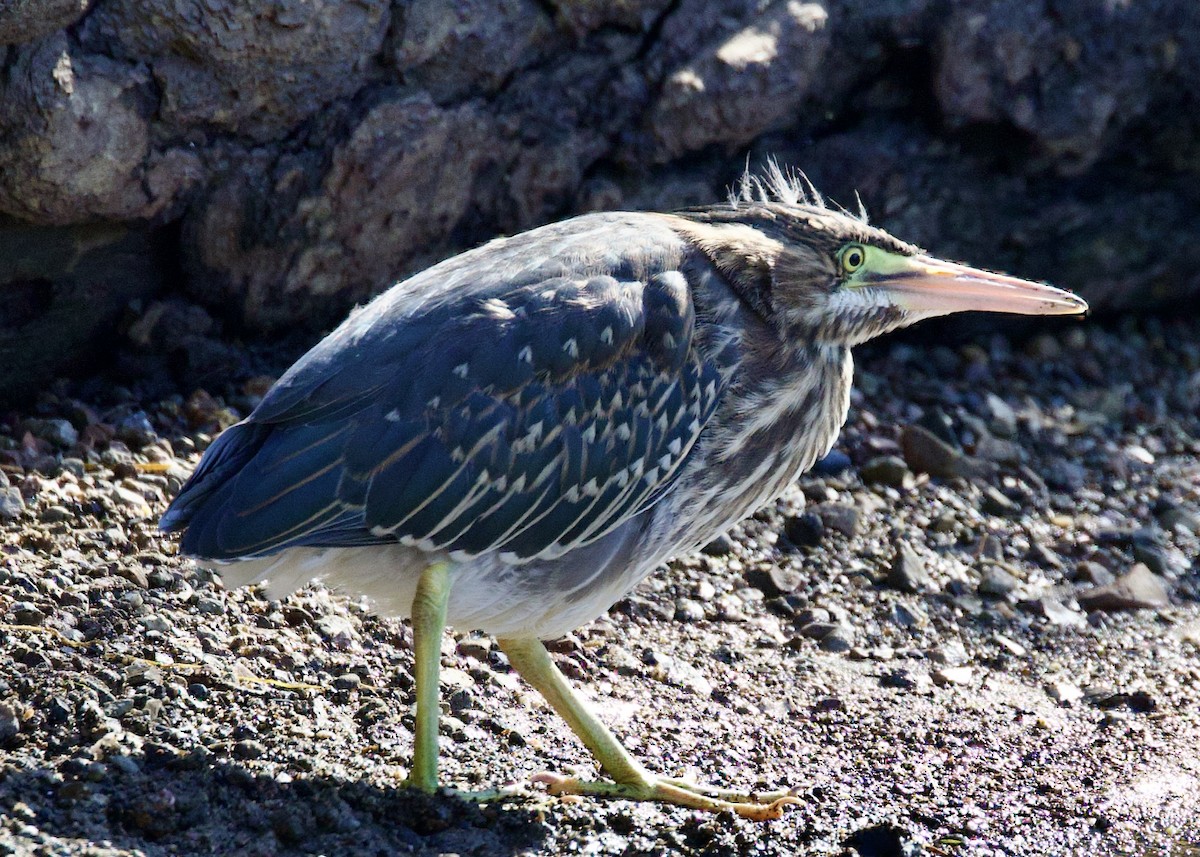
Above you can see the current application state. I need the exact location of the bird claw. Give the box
[532,771,801,821]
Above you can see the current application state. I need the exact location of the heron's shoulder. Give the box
[251,213,699,425]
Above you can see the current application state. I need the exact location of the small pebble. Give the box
[860,455,913,489]
[1047,681,1083,705]
[978,564,1020,598]
[783,511,824,547]
[815,503,861,537]
[932,666,974,686]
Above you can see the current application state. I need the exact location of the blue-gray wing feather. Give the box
[162,215,732,562]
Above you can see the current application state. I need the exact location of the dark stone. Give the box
[981,486,1019,517]
[886,544,932,594]
[0,0,92,45]
[810,450,853,476]
[783,511,825,547]
[860,455,913,488]
[978,563,1020,598]
[701,533,736,557]
[901,424,992,481]
[744,564,803,597]
[815,503,861,537]
[843,822,915,857]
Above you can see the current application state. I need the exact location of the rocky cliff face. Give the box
[1,0,1198,399]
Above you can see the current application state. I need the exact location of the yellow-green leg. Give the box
[497,637,799,821]
[401,561,451,792]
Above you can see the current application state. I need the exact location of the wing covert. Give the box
[172,266,736,563]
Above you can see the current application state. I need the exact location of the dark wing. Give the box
[163,244,735,563]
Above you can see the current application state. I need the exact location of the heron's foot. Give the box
[533,771,800,820]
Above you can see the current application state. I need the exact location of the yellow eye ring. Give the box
[840,244,866,274]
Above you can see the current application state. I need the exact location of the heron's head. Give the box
[675,167,1087,347]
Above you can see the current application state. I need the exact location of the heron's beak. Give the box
[875,255,1088,317]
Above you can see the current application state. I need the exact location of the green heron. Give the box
[161,167,1086,820]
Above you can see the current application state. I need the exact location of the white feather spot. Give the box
[581,424,596,443]
[518,345,533,364]
[453,363,469,378]
[668,438,682,455]
[384,408,402,422]
[615,423,632,441]
[563,338,579,358]
[600,326,614,344]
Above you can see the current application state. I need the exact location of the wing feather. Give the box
[163,215,739,562]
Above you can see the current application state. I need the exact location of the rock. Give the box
[886,544,933,594]
[1073,561,1116,586]
[978,564,1021,598]
[674,598,706,623]
[810,450,852,476]
[0,0,93,45]
[233,740,266,760]
[0,488,25,521]
[1077,564,1170,612]
[1047,680,1083,705]
[315,614,358,648]
[333,673,361,691]
[981,486,1019,517]
[0,701,21,744]
[111,485,152,518]
[794,607,830,626]
[932,667,974,686]
[815,503,861,537]
[1028,596,1088,628]
[880,669,926,692]
[10,602,43,625]
[799,621,839,640]
[860,455,913,488]
[993,634,1027,657]
[645,1,831,161]
[115,412,157,448]
[783,511,824,547]
[701,533,735,557]
[40,505,72,523]
[24,417,78,448]
[819,627,854,653]
[713,593,746,622]
[1132,538,1188,578]
[900,424,992,480]
[1089,690,1157,713]
[985,393,1018,438]
[1155,502,1200,534]
[929,642,969,667]
[889,603,925,629]
[745,564,802,597]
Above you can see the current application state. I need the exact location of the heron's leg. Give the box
[497,637,798,821]
[401,561,451,792]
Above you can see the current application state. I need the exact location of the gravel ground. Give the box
[1,315,1198,856]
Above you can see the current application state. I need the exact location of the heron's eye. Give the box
[839,244,866,275]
